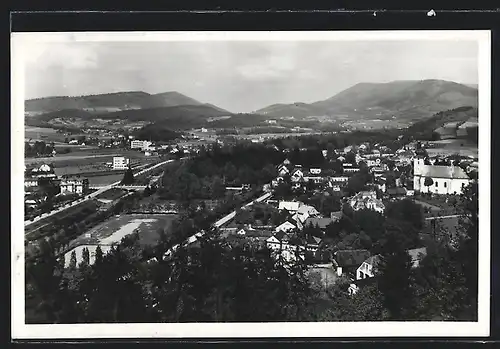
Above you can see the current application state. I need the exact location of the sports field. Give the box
[63,213,177,267]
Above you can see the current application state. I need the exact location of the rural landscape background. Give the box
[22,38,480,324]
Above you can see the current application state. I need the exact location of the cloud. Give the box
[23,39,479,112]
[24,42,99,70]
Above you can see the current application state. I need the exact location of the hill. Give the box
[25,91,213,113]
[145,92,204,108]
[255,102,328,118]
[255,79,478,122]
[405,106,478,141]
[27,104,231,129]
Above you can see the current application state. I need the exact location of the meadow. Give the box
[63,213,177,266]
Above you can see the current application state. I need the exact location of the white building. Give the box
[413,158,471,195]
[60,178,89,195]
[278,201,301,213]
[113,156,130,170]
[130,140,152,150]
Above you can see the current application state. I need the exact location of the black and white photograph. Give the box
[11,30,491,339]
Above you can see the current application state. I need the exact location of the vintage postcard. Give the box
[11,30,491,339]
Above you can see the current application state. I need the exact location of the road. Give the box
[24,158,178,228]
[425,214,462,221]
[164,191,273,258]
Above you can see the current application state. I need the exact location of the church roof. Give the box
[415,164,470,179]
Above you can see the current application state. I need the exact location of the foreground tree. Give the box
[121,167,135,185]
[378,235,415,320]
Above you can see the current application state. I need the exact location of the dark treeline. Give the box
[158,143,285,201]
[132,124,181,142]
[270,129,403,153]
[27,181,478,323]
[29,181,477,323]
[25,141,55,157]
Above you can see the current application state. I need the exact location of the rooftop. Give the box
[334,249,371,268]
[415,164,470,179]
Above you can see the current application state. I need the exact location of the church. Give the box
[413,157,471,195]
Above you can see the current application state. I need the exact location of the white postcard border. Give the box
[11,30,491,339]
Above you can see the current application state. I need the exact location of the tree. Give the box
[424,177,434,193]
[121,167,135,185]
[143,186,152,197]
[95,245,104,264]
[349,283,389,321]
[385,198,424,230]
[385,173,396,188]
[456,181,478,314]
[378,239,415,320]
[210,176,226,199]
[80,247,90,269]
[345,151,356,164]
[68,251,77,271]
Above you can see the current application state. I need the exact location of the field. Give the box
[26,147,160,185]
[95,188,129,201]
[25,126,66,143]
[63,213,177,266]
[426,139,478,158]
[87,174,125,186]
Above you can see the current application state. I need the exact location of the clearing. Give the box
[63,213,177,267]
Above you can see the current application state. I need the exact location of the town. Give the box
[24,126,479,323]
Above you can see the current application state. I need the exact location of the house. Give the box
[343,146,353,154]
[266,231,305,262]
[356,255,383,280]
[337,156,346,162]
[333,249,372,278]
[60,177,89,195]
[293,204,320,224]
[355,154,363,164]
[267,231,289,249]
[348,191,385,213]
[303,216,335,230]
[277,163,291,177]
[407,247,427,268]
[370,164,389,174]
[131,140,153,150]
[291,168,304,182]
[366,158,381,167]
[278,201,301,213]
[306,236,322,252]
[271,177,284,188]
[413,158,471,195]
[113,156,130,170]
[24,177,38,190]
[275,221,297,233]
[386,187,408,198]
[30,163,55,176]
[330,211,343,223]
[343,163,360,174]
[330,176,349,185]
[304,176,324,184]
[374,178,387,193]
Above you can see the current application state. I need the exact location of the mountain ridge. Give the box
[255,79,478,121]
[25,91,231,114]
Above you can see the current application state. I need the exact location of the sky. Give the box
[23,39,478,113]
